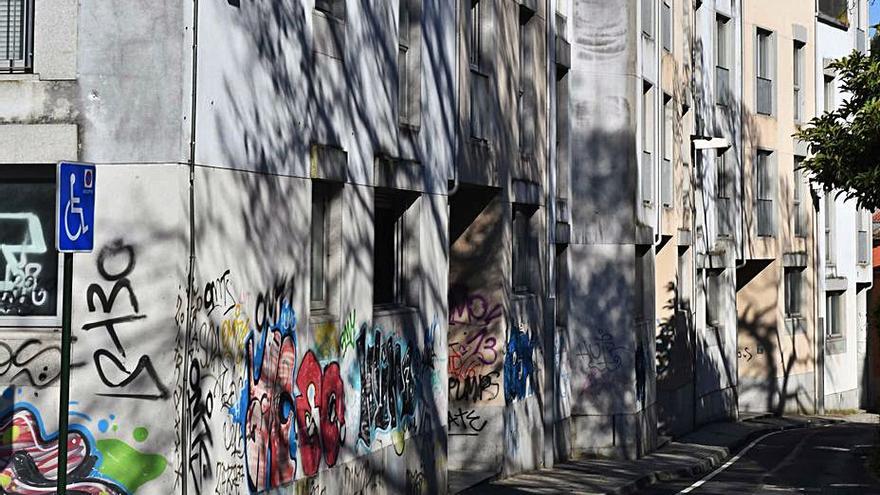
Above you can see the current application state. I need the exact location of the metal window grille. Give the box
[1,0,32,73]
[756,77,772,115]
[793,167,806,237]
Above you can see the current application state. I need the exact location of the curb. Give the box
[604,418,816,495]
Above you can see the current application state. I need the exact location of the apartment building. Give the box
[0,0,873,494]
[814,0,873,412]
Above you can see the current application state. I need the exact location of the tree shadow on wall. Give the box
[188,0,457,494]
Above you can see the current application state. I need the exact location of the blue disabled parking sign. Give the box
[56,162,96,253]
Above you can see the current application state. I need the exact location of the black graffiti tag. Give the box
[82,239,168,400]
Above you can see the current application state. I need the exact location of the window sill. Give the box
[399,122,421,135]
[372,304,418,318]
[313,8,346,24]
[0,72,38,82]
[816,13,849,31]
[309,309,336,325]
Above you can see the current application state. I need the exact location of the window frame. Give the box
[512,204,536,295]
[755,27,775,115]
[372,189,418,310]
[0,164,62,328]
[826,290,844,338]
[784,267,803,319]
[0,0,35,74]
[793,41,804,122]
[755,149,775,237]
[824,193,835,265]
[793,160,807,238]
[397,0,422,128]
[661,1,672,52]
[310,183,330,312]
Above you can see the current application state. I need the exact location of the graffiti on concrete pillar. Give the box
[503,323,535,402]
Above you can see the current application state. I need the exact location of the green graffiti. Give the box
[340,310,357,354]
[132,427,149,442]
[96,439,167,492]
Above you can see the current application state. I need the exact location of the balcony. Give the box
[756,77,772,115]
[716,66,730,107]
[757,199,774,236]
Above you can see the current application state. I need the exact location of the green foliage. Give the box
[795,49,880,209]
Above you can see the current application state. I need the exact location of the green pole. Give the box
[56,252,73,493]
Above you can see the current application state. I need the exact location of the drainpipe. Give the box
[448,0,461,198]
[180,0,200,493]
[545,0,558,469]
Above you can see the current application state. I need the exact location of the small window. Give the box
[756,150,774,236]
[310,184,329,311]
[0,0,33,73]
[468,0,482,70]
[793,42,804,122]
[661,1,672,52]
[315,0,345,19]
[641,0,654,38]
[784,268,803,318]
[398,0,421,127]
[823,74,835,113]
[0,165,59,322]
[706,269,724,328]
[661,93,673,208]
[512,205,536,294]
[715,15,731,106]
[818,0,849,27]
[824,194,835,264]
[373,190,417,307]
[858,211,870,265]
[716,149,732,236]
[756,28,774,115]
[793,160,807,237]
[826,291,844,338]
[641,82,655,204]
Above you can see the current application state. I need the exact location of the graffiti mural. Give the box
[503,323,535,402]
[356,324,422,455]
[0,404,166,494]
[295,351,345,476]
[448,291,504,405]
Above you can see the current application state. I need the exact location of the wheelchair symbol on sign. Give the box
[64,173,89,241]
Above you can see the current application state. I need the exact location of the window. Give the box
[661,1,672,52]
[469,0,488,141]
[373,191,416,307]
[315,0,345,19]
[793,160,806,237]
[715,15,730,106]
[858,211,870,265]
[826,291,844,337]
[784,268,803,318]
[661,93,673,208]
[512,205,536,294]
[756,150,774,236]
[468,0,482,69]
[716,149,732,236]
[824,74,835,113]
[0,0,32,73]
[793,42,804,122]
[398,0,421,127]
[818,0,849,27]
[706,269,724,328]
[519,15,535,155]
[642,0,654,38]
[311,185,329,310]
[824,194,835,265]
[756,28,774,115]
[0,165,59,322]
[642,82,655,204]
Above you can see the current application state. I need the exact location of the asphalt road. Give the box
[642,423,880,495]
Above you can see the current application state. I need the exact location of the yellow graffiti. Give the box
[219,304,250,363]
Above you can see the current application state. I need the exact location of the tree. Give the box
[795,47,880,209]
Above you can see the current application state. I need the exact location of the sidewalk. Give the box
[458,415,836,495]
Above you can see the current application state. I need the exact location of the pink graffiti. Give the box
[295,351,346,476]
[0,406,125,495]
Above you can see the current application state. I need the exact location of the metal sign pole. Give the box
[56,251,74,492]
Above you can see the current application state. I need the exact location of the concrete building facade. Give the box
[0,0,872,494]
